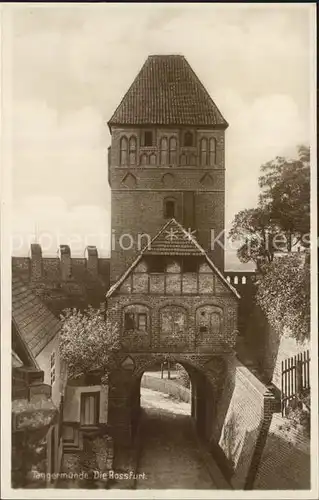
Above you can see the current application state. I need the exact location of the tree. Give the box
[229,207,280,267]
[259,145,310,251]
[59,306,120,384]
[256,253,310,343]
[229,145,310,267]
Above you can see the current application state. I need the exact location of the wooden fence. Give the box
[281,350,310,416]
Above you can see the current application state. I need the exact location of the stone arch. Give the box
[107,352,227,446]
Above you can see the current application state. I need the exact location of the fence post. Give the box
[296,359,303,397]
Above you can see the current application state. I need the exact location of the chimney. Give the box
[86,246,98,276]
[60,245,71,281]
[30,244,42,280]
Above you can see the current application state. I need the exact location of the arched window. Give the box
[200,138,208,166]
[164,198,176,219]
[209,138,216,166]
[160,137,168,165]
[149,153,156,166]
[196,305,222,338]
[234,276,238,285]
[123,304,149,333]
[129,136,137,165]
[120,136,128,166]
[140,153,148,166]
[160,305,187,338]
[184,131,194,147]
[242,276,247,285]
[169,137,177,165]
[180,153,187,166]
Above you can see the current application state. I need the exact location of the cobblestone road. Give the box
[135,387,218,489]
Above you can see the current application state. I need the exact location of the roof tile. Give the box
[108,55,228,127]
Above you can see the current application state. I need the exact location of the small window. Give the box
[50,351,56,386]
[182,257,198,273]
[147,256,166,273]
[164,200,176,218]
[80,392,100,426]
[184,131,194,147]
[124,312,135,330]
[137,313,147,331]
[142,131,153,147]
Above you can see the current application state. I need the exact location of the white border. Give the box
[1,2,318,499]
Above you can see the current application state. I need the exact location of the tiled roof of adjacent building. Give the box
[12,273,61,358]
[108,55,228,127]
[106,218,240,299]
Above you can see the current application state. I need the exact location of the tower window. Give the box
[200,138,208,166]
[209,138,216,166]
[141,130,154,147]
[120,136,128,165]
[184,131,194,147]
[169,137,177,165]
[129,136,137,165]
[164,199,176,219]
[160,137,168,165]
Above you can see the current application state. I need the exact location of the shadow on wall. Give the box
[208,357,269,488]
[254,428,310,489]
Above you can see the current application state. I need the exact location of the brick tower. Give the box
[107,54,228,284]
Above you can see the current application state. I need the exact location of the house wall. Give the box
[63,385,108,424]
[36,334,61,407]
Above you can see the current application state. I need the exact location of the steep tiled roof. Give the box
[12,273,61,358]
[144,219,204,256]
[106,218,239,299]
[108,55,228,127]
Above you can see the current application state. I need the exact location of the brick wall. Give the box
[254,413,310,489]
[109,125,225,281]
[211,357,272,488]
[107,293,237,354]
[12,246,110,312]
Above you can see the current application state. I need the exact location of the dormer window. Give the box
[184,131,194,147]
[141,130,154,147]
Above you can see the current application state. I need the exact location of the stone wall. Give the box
[141,374,191,403]
[254,413,310,490]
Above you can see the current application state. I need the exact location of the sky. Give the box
[8,3,314,269]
